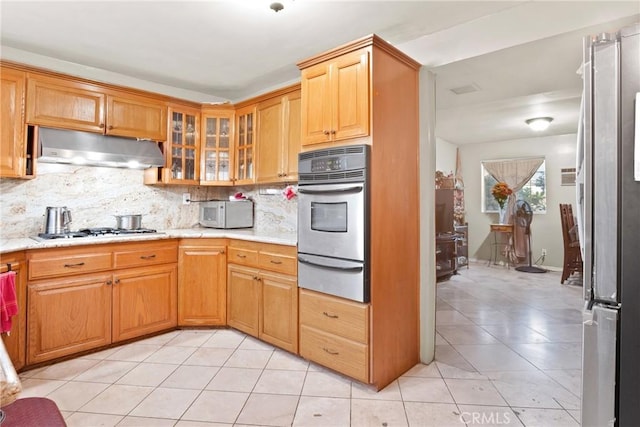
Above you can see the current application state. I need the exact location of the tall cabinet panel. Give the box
[297,35,420,390]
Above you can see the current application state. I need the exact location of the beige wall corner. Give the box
[419,69,436,364]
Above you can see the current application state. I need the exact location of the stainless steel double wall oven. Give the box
[297,145,370,303]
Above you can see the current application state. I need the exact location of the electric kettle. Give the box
[43,207,72,234]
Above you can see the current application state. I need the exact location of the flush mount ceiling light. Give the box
[525,117,553,131]
[270,2,284,12]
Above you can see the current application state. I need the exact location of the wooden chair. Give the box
[559,204,583,284]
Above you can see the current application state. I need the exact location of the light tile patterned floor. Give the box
[17,263,583,426]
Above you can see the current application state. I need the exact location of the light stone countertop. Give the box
[0,228,297,254]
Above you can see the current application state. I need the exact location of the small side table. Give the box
[488,224,513,268]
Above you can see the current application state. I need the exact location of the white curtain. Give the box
[483,157,544,259]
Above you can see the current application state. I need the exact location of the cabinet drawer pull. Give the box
[237,254,247,258]
[323,347,339,355]
[269,260,283,265]
[64,262,85,268]
[322,311,339,319]
[140,254,156,260]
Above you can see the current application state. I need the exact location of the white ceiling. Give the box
[1,1,639,145]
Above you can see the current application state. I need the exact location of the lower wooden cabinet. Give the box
[112,264,177,342]
[26,241,178,365]
[227,240,298,353]
[260,271,298,352]
[0,252,27,370]
[227,264,260,337]
[27,274,112,365]
[178,240,227,326]
[299,288,369,382]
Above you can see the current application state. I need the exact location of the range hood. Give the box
[38,127,165,169]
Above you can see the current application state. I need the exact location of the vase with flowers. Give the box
[491,182,513,224]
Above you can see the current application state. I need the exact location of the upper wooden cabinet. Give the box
[234,104,256,185]
[106,94,167,141]
[1,67,33,179]
[162,105,200,184]
[299,48,369,147]
[201,107,235,186]
[26,75,167,141]
[256,88,301,183]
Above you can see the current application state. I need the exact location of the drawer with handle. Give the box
[299,289,368,343]
[299,324,368,383]
[28,250,112,280]
[257,251,296,275]
[228,246,258,266]
[113,242,178,269]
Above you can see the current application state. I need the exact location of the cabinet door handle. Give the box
[99,123,105,129]
[220,250,225,255]
[140,254,156,260]
[108,125,114,130]
[330,130,336,135]
[323,347,339,355]
[269,260,282,265]
[64,262,85,268]
[106,280,113,285]
[323,130,330,136]
[114,278,120,284]
[322,311,339,319]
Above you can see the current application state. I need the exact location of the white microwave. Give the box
[199,200,254,229]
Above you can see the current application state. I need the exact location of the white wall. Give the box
[458,133,578,269]
[419,69,437,364]
[435,137,457,175]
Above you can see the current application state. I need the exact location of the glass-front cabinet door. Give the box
[234,104,256,185]
[167,106,199,184]
[201,108,234,185]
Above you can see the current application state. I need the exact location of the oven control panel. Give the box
[299,145,369,183]
[311,157,344,172]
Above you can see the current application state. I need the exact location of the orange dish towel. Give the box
[0,271,18,334]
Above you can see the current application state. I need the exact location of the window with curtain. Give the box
[481,159,546,213]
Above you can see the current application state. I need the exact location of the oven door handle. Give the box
[298,256,364,272]
[298,185,363,195]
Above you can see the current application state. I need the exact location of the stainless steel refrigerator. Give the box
[577,23,640,427]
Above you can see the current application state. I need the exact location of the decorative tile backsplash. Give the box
[0,164,297,238]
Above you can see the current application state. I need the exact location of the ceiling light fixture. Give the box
[525,117,553,131]
[270,2,284,12]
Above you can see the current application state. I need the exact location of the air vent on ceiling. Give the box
[449,83,481,95]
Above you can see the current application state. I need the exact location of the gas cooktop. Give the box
[33,227,159,241]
